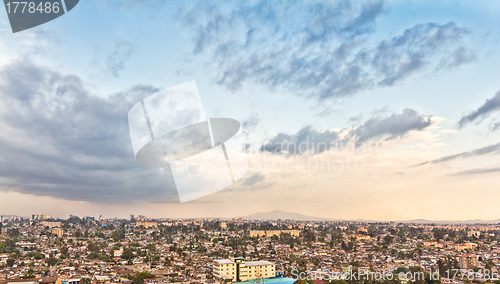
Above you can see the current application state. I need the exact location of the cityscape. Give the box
[1,214,500,284]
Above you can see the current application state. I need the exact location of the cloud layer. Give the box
[458,90,500,128]
[352,108,433,143]
[416,142,500,166]
[261,108,433,154]
[0,59,179,204]
[181,0,474,100]
[106,39,136,77]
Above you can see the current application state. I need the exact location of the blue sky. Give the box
[1,0,500,220]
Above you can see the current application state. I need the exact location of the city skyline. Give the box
[5,210,500,224]
[0,213,497,284]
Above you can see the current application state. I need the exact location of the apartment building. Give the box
[213,258,275,283]
[344,234,371,241]
[113,248,123,258]
[213,259,237,283]
[31,214,50,220]
[467,230,481,238]
[459,255,478,269]
[249,230,300,238]
[243,260,275,280]
[455,243,478,250]
[40,221,62,228]
[51,228,63,237]
[136,221,158,228]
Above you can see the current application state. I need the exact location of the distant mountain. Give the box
[242,210,332,221]
[401,219,500,225]
[239,210,500,224]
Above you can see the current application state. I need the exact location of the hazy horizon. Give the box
[3,209,500,223]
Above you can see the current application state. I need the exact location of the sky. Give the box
[1,0,500,221]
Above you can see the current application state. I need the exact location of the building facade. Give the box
[213,258,275,283]
[344,234,371,241]
[249,230,300,238]
[459,255,478,269]
[40,221,62,228]
[136,221,158,228]
[32,214,50,220]
[51,228,63,237]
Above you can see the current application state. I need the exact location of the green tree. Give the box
[45,254,56,267]
[384,235,394,245]
[394,266,408,274]
[60,246,69,257]
[24,268,35,279]
[7,229,19,238]
[111,229,125,242]
[121,248,134,260]
[6,258,15,267]
[486,260,495,270]
[131,271,154,284]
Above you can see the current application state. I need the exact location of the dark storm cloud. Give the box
[352,109,433,143]
[180,1,474,101]
[458,91,500,128]
[415,142,500,167]
[106,39,136,77]
[261,109,432,154]
[0,59,179,204]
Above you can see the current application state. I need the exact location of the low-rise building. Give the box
[249,230,299,238]
[52,228,63,238]
[136,221,158,228]
[344,234,371,241]
[40,221,62,228]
